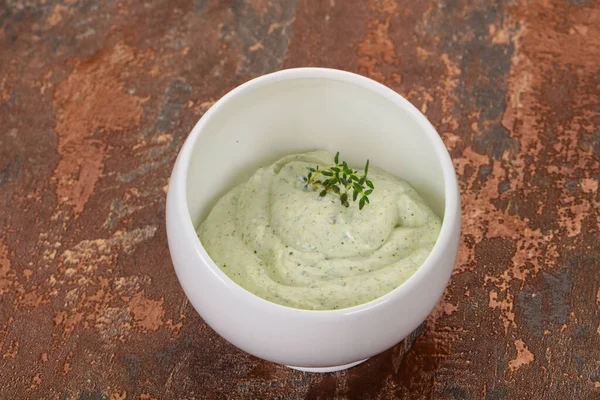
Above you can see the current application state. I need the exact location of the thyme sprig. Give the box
[299,152,374,210]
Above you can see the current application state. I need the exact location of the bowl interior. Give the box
[186,73,447,228]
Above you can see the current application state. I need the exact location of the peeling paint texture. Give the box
[1,0,599,398]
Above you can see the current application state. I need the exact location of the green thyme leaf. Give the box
[299,152,374,210]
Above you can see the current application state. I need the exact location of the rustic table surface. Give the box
[1,0,599,398]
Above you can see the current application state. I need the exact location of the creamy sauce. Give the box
[197,150,441,310]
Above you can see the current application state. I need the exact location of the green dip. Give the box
[197,150,441,310]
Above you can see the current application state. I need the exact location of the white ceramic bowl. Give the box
[166,68,460,372]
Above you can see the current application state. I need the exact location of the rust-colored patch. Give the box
[3,339,19,359]
[581,178,598,194]
[30,373,42,389]
[248,0,268,15]
[508,339,534,372]
[110,391,127,400]
[61,226,157,266]
[165,317,184,335]
[128,291,165,332]
[430,295,459,324]
[557,197,591,238]
[489,23,511,44]
[489,289,516,333]
[356,0,399,82]
[63,351,73,374]
[17,289,48,308]
[46,4,68,28]
[439,53,461,118]
[50,226,157,342]
[53,42,149,216]
[53,310,84,341]
[95,307,132,342]
[0,317,13,354]
[0,239,12,293]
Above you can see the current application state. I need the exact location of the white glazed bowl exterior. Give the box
[166,68,460,368]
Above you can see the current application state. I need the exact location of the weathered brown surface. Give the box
[1,0,599,398]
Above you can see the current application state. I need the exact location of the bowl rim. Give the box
[170,67,460,316]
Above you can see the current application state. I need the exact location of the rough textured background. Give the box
[1,0,599,398]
